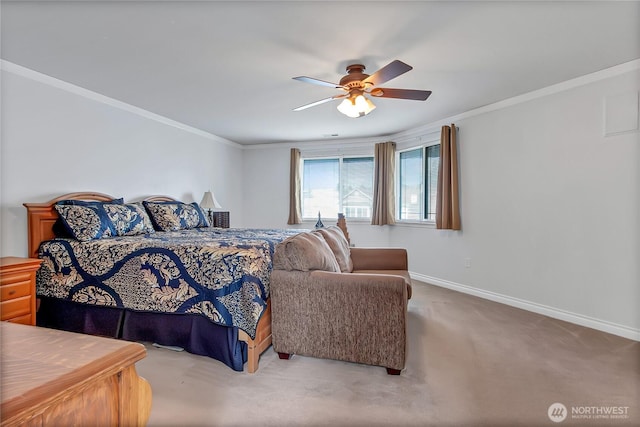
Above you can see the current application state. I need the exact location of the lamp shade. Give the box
[337,94,376,118]
[200,191,222,210]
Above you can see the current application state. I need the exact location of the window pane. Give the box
[425,145,440,220]
[399,149,423,220]
[302,159,339,219]
[342,157,374,219]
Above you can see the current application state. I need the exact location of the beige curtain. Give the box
[371,141,396,225]
[287,148,302,224]
[436,125,461,230]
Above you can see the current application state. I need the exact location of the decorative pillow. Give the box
[52,218,73,238]
[143,201,210,231]
[103,203,155,236]
[273,232,340,272]
[316,226,353,273]
[54,204,113,241]
[53,198,125,240]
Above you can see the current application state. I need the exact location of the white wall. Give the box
[390,69,639,337]
[242,146,294,229]
[2,61,637,339]
[0,67,244,257]
[404,70,639,338]
[243,68,640,339]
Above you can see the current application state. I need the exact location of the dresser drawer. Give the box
[1,296,31,321]
[0,257,42,327]
[6,313,32,325]
[0,271,33,286]
[0,279,32,300]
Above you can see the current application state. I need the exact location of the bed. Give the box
[23,192,309,373]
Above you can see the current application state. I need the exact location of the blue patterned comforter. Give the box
[36,228,303,339]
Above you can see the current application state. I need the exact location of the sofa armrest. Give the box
[350,247,408,271]
[270,270,408,370]
[271,270,408,309]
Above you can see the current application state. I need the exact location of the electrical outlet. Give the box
[464,258,471,268]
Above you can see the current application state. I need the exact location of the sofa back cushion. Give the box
[273,231,340,272]
[316,226,353,273]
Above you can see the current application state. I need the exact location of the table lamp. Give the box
[200,190,222,226]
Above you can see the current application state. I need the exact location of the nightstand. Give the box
[211,211,230,228]
[0,257,42,325]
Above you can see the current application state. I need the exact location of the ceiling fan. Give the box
[292,60,431,118]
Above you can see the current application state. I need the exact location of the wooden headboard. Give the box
[23,192,117,259]
[22,193,180,259]
[142,195,178,202]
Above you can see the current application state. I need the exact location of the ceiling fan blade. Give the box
[293,76,344,89]
[370,88,432,101]
[362,60,413,86]
[293,94,346,111]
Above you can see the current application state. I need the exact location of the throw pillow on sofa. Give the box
[273,231,340,272]
[316,226,353,273]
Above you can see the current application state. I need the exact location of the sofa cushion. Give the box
[316,226,353,273]
[352,269,412,299]
[273,232,340,272]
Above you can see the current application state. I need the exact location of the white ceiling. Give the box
[2,1,639,145]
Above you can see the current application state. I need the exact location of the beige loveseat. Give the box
[270,226,411,374]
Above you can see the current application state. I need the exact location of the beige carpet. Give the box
[135,281,639,426]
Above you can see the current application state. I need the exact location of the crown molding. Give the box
[392,58,640,141]
[241,134,386,151]
[4,57,638,152]
[246,58,640,150]
[0,60,243,149]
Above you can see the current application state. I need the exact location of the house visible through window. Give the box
[302,156,374,219]
[397,144,440,221]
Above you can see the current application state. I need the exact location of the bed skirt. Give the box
[36,297,247,371]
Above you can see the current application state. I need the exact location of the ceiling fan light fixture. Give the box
[294,60,430,115]
[337,94,375,118]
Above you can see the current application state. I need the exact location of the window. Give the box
[398,149,422,220]
[302,156,374,219]
[425,145,439,220]
[397,144,440,221]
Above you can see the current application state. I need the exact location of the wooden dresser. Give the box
[0,257,42,325]
[0,323,152,426]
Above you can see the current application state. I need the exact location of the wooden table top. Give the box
[0,257,42,273]
[1,323,147,418]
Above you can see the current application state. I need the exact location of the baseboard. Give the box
[410,272,640,342]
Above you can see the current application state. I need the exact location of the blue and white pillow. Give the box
[54,204,114,241]
[143,201,210,231]
[53,198,124,238]
[103,203,155,236]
